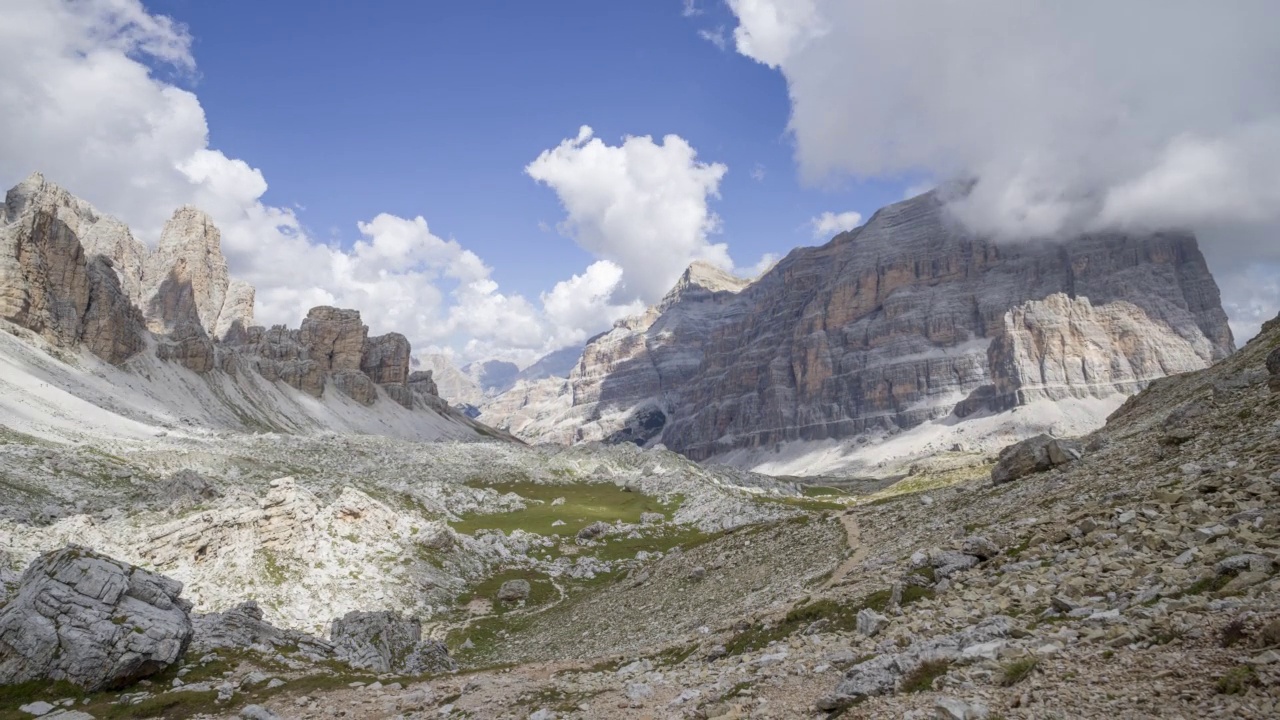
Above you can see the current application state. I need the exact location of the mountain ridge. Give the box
[0,173,503,443]
[478,189,1234,474]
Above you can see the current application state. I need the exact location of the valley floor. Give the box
[3,323,1280,719]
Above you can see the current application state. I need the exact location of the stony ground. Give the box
[3,319,1279,719]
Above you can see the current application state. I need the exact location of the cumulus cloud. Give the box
[526,126,734,305]
[725,0,1280,340]
[0,0,637,364]
[540,261,645,347]
[810,210,862,239]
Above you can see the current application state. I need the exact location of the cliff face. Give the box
[0,173,459,422]
[0,173,147,364]
[484,190,1234,462]
[142,207,254,340]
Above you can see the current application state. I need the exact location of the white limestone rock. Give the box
[0,546,192,690]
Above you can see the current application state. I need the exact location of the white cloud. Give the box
[698,27,727,51]
[739,253,779,279]
[726,0,824,69]
[0,0,635,365]
[682,0,703,18]
[541,261,645,347]
[526,125,733,305]
[810,210,862,239]
[725,0,1280,340]
[750,163,766,182]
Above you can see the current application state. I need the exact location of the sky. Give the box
[0,0,1277,365]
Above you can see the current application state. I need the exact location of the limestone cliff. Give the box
[143,206,254,339]
[0,173,147,365]
[483,190,1234,462]
[0,174,485,439]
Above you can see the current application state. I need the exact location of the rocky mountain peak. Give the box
[143,205,252,339]
[480,188,1235,471]
[0,172,147,364]
[659,261,750,311]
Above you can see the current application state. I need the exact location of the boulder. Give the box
[577,521,611,541]
[0,546,193,690]
[191,601,333,660]
[156,470,221,509]
[991,434,1082,485]
[329,611,456,675]
[496,579,531,603]
[960,536,1000,561]
[856,608,888,637]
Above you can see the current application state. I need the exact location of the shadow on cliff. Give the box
[594,229,1235,462]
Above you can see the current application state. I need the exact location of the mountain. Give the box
[514,345,582,383]
[480,190,1234,474]
[462,359,519,394]
[0,173,502,443]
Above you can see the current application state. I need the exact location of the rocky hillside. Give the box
[481,189,1234,475]
[0,173,494,443]
[3,310,1274,719]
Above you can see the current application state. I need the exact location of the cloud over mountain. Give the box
[726,0,1280,340]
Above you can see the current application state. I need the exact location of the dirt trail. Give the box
[824,511,867,588]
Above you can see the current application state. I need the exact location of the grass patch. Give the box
[589,524,715,563]
[859,462,993,506]
[1004,536,1034,559]
[520,686,602,714]
[801,485,848,498]
[755,495,845,512]
[646,643,698,667]
[462,568,557,611]
[1217,665,1259,695]
[450,481,675,537]
[1000,658,1038,686]
[900,659,951,693]
[723,585,936,656]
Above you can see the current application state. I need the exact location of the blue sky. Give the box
[147,0,905,301]
[2,1,1273,360]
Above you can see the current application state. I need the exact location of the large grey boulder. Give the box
[0,546,193,690]
[496,579,531,603]
[329,611,456,675]
[991,434,1082,485]
[191,601,333,660]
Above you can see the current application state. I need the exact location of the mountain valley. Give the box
[1,176,1278,720]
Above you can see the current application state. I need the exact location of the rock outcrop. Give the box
[483,190,1234,464]
[989,434,1083,485]
[142,206,253,339]
[191,601,333,660]
[0,546,192,690]
[329,611,456,675]
[0,173,148,364]
[0,174,492,442]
